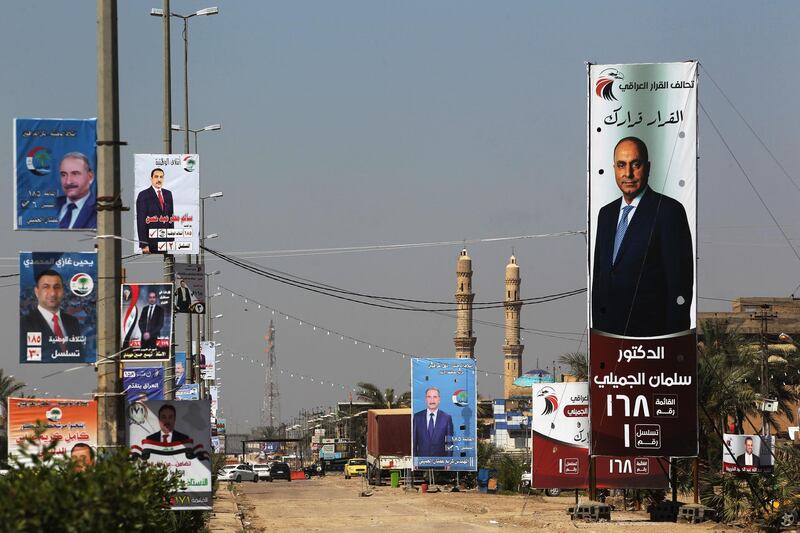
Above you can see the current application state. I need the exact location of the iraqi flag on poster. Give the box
[121,283,140,348]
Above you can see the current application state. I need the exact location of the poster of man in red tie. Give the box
[134,154,199,255]
[19,252,97,364]
[120,282,174,362]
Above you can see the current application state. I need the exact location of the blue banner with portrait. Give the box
[14,118,97,230]
[19,252,97,363]
[174,352,187,389]
[411,357,477,471]
[176,383,199,401]
[123,366,164,403]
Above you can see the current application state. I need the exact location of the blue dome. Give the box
[513,369,555,387]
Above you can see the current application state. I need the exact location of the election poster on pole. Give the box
[133,154,199,255]
[128,399,212,510]
[14,118,97,230]
[588,62,698,457]
[411,358,477,471]
[121,282,173,362]
[19,252,97,364]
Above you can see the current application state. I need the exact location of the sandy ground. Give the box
[227,473,740,532]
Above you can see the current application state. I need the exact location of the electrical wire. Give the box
[204,245,585,312]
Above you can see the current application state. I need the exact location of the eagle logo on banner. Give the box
[595,68,623,101]
[537,386,559,415]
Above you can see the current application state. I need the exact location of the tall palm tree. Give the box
[0,369,25,406]
[355,382,410,408]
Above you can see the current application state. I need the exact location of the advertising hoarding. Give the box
[588,62,698,457]
[122,366,164,403]
[411,357,477,471]
[121,283,173,362]
[19,252,97,364]
[531,382,668,489]
[722,434,774,474]
[128,399,212,510]
[133,154,199,255]
[173,263,205,314]
[14,118,97,230]
[7,397,97,466]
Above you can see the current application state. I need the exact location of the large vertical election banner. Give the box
[173,263,206,314]
[19,252,97,364]
[123,366,165,403]
[121,283,173,362]
[128,399,212,510]
[14,118,97,230]
[531,383,668,489]
[133,154,199,254]
[200,341,215,380]
[7,397,97,466]
[411,358,477,470]
[588,62,698,457]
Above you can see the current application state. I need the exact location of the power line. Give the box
[204,245,585,312]
[699,102,800,295]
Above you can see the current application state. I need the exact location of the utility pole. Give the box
[752,304,777,436]
[161,0,176,399]
[96,0,124,449]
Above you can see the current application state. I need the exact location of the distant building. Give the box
[698,297,800,338]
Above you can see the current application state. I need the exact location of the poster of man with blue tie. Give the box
[120,282,173,362]
[588,62,698,457]
[411,357,476,471]
[133,154,199,255]
[19,252,97,363]
[14,118,97,230]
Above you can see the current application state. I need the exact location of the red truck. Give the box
[366,408,412,485]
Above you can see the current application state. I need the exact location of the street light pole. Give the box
[152,5,217,392]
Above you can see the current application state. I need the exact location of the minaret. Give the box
[503,255,524,398]
[454,248,476,359]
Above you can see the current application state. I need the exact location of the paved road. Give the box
[233,473,725,532]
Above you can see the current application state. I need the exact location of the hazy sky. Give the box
[2,1,800,433]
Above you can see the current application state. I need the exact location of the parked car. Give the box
[771,495,799,528]
[303,462,324,479]
[270,461,292,481]
[520,472,560,496]
[344,458,367,479]
[253,463,272,482]
[219,464,258,483]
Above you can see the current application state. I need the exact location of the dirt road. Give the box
[233,473,733,532]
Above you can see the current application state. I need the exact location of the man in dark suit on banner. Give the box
[20,269,83,361]
[591,136,693,337]
[413,386,454,457]
[146,404,190,443]
[57,152,97,229]
[735,436,761,468]
[136,167,174,254]
[174,279,192,313]
[137,290,164,350]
